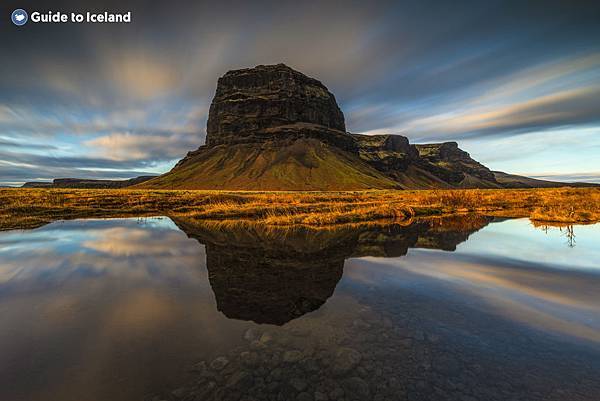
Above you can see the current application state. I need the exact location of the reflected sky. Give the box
[346,219,600,344]
[0,218,206,286]
[0,218,245,401]
[457,219,600,270]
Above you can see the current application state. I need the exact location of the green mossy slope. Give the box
[137,138,399,190]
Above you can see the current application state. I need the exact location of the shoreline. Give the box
[1,187,598,231]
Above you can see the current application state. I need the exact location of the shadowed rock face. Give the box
[353,133,419,173]
[173,215,493,325]
[416,142,497,184]
[206,64,346,146]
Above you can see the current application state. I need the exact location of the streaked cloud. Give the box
[352,53,600,139]
[85,131,200,161]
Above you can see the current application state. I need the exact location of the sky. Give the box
[1,0,599,186]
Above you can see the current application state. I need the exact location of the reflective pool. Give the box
[0,216,598,401]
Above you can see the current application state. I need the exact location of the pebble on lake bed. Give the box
[210,356,229,371]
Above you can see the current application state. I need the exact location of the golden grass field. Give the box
[0,187,599,231]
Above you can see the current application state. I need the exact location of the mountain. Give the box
[22,176,156,189]
[133,63,589,190]
[138,64,397,190]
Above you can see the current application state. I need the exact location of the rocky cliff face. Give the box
[353,133,419,173]
[206,63,346,146]
[416,142,498,185]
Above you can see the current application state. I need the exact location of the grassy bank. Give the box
[0,187,598,231]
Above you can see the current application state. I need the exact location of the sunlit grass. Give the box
[0,187,598,230]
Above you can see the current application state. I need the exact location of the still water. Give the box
[0,216,598,401]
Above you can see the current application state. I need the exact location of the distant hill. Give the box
[492,171,598,188]
[22,176,156,189]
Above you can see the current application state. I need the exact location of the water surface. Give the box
[0,216,598,401]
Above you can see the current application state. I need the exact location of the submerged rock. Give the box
[342,377,370,399]
[225,371,252,389]
[283,350,304,363]
[244,328,260,342]
[210,356,229,371]
[333,348,362,375]
[290,377,308,391]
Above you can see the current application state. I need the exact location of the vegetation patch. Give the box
[0,187,598,231]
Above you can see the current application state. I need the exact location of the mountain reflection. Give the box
[173,215,493,324]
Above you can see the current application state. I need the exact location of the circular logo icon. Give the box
[11,9,28,26]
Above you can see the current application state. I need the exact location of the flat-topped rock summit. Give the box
[206,63,346,146]
[137,63,575,190]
